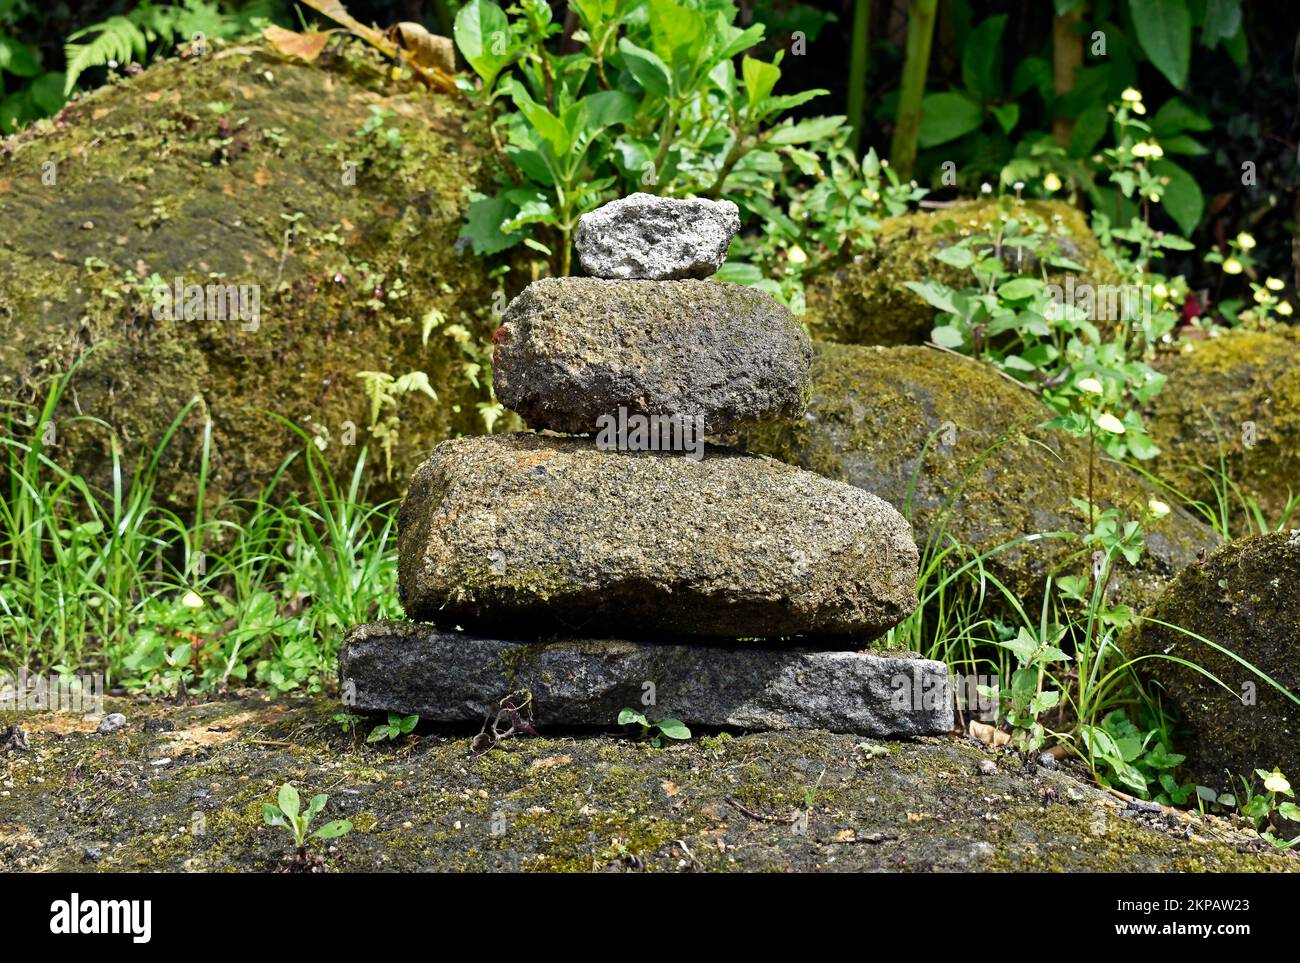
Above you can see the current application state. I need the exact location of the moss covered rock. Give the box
[804,198,1118,346]
[741,342,1219,610]
[0,39,507,508]
[1,693,1292,872]
[1146,329,1300,523]
[1130,531,1300,793]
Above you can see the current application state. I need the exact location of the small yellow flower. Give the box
[1266,277,1284,291]
[1043,172,1062,192]
[1132,102,1146,115]
[1121,87,1143,103]
[1278,301,1294,317]
[787,245,807,265]
[1097,413,1126,434]
[1254,287,1269,304]
[1264,770,1292,794]
[1077,377,1104,395]
[1223,258,1244,275]
[181,590,204,609]
[1152,282,1168,299]
[1236,232,1257,250]
[1148,498,1170,519]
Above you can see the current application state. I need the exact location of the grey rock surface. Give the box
[493,277,813,435]
[397,433,918,641]
[96,713,127,735]
[575,192,740,280]
[340,620,954,736]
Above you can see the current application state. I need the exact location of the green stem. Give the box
[889,0,939,180]
[651,102,679,193]
[847,0,872,155]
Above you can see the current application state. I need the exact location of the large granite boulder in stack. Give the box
[341,194,952,736]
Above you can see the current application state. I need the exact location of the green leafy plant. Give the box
[263,783,352,864]
[1239,768,1300,849]
[617,707,690,748]
[1078,708,1192,803]
[453,0,846,279]
[367,712,419,743]
[982,621,1069,752]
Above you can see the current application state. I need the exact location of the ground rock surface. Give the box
[0,694,1291,872]
[575,192,739,280]
[398,433,919,640]
[493,277,812,434]
[340,621,954,736]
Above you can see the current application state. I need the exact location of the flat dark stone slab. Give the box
[339,621,954,737]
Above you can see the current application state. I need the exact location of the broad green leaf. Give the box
[511,88,571,158]
[1133,0,1191,89]
[767,114,844,145]
[656,719,692,741]
[918,92,984,148]
[1151,98,1211,137]
[311,819,353,840]
[934,245,975,269]
[742,56,781,113]
[0,37,41,78]
[278,784,301,822]
[618,708,648,727]
[263,804,285,827]
[1201,0,1242,47]
[617,37,671,96]
[459,192,522,256]
[990,103,1019,134]
[305,793,328,823]
[582,89,637,131]
[961,15,1007,101]
[903,279,961,315]
[454,0,514,89]
[930,324,966,348]
[998,277,1042,300]
[1152,158,1204,234]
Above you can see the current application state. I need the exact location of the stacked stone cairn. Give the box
[340,193,953,736]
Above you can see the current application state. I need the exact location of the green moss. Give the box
[1129,531,1300,794]
[1146,329,1300,522]
[804,198,1119,346]
[0,38,510,511]
[742,341,1217,610]
[2,693,1293,872]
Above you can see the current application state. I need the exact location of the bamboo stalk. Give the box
[890,0,939,180]
[847,0,872,155]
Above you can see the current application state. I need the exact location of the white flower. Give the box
[980,182,993,194]
[181,590,204,609]
[1097,413,1126,434]
[1077,377,1104,395]
[1121,87,1143,104]
[1236,232,1257,250]
[1278,301,1294,317]
[1152,282,1168,299]
[1148,498,1170,519]
[1223,258,1244,275]
[787,245,807,265]
[1266,277,1284,291]
[1043,172,1062,192]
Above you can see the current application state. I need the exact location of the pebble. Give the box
[97,713,127,735]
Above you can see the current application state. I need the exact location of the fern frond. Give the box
[63,16,148,94]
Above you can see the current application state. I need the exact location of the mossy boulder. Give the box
[1146,329,1300,523]
[741,342,1219,610]
[1,692,1293,872]
[1130,531,1300,793]
[804,198,1118,346]
[0,38,508,508]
